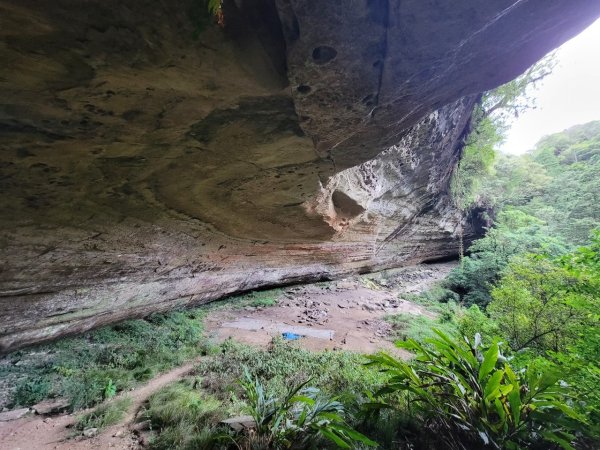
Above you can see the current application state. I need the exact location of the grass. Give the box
[196,337,385,403]
[141,338,390,449]
[0,288,283,412]
[1,310,206,411]
[76,396,132,431]
[384,311,457,342]
[402,284,459,314]
[384,283,465,342]
[142,379,229,450]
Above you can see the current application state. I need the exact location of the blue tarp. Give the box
[281,332,302,341]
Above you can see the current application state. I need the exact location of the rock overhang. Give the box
[1,0,599,351]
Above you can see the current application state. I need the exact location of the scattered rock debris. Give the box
[206,262,455,355]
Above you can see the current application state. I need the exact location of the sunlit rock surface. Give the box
[1,0,599,351]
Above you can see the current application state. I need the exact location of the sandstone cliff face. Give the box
[1,0,599,352]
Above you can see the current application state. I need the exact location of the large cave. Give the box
[1,0,599,352]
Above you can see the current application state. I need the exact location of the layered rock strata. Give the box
[1,0,599,351]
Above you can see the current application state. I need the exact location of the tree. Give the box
[444,209,566,307]
[452,54,556,210]
[487,255,584,352]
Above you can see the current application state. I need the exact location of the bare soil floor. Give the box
[0,361,198,450]
[205,262,455,354]
[0,262,455,449]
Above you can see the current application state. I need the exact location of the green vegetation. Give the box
[368,111,600,448]
[76,396,132,431]
[142,380,227,449]
[418,119,600,447]
[196,337,384,404]
[239,368,375,449]
[384,311,455,342]
[141,339,385,449]
[2,310,205,411]
[367,330,586,450]
[244,289,281,308]
[0,290,281,411]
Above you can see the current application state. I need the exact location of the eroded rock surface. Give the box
[1,0,599,351]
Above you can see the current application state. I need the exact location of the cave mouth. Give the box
[331,190,365,219]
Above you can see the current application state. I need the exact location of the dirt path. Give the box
[0,360,199,450]
[206,262,455,355]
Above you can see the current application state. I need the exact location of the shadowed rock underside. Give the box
[1,0,599,351]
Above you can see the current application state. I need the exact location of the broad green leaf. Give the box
[320,428,351,449]
[479,342,499,382]
[508,389,521,424]
[540,431,576,450]
[484,370,504,401]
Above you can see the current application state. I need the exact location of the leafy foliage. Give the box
[367,330,586,450]
[239,368,376,449]
[488,255,587,352]
[444,209,566,307]
[475,120,600,246]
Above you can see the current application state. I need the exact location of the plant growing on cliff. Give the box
[452,54,556,211]
[366,330,585,449]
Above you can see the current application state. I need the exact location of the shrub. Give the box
[367,330,586,450]
[12,376,51,407]
[239,368,376,449]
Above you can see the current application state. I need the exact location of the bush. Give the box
[384,312,455,342]
[455,304,499,339]
[12,377,51,407]
[367,330,586,450]
[239,368,376,449]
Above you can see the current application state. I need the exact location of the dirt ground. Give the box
[205,262,455,355]
[0,361,198,450]
[0,262,455,450]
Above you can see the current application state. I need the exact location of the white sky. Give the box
[500,18,600,154]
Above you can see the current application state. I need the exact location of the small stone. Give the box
[113,429,125,437]
[0,408,30,422]
[132,420,152,432]
[221,415,256,432]
[33,398,70,415]
[83,427,98,438]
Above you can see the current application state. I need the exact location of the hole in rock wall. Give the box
[297,84,311,94]
[331,190,365,219]
[312,46,337,65]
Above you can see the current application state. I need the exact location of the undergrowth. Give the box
[76,396,132,431]
[143,339,386,449]
[0,289,283,411]
[142,379,228,450]
[196,337,384,403]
